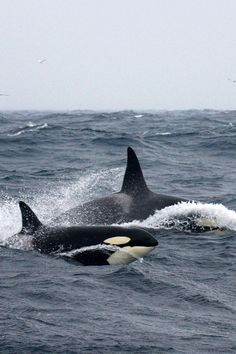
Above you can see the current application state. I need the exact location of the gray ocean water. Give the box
[0,110,236,353]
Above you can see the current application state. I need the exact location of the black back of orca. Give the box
[31,225,158,253]
[55,147,186,225]
[18,201,158,265]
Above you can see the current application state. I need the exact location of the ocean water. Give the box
[0,110,236,353]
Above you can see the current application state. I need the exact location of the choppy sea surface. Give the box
[0,110,236,353]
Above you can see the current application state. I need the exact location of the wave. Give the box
[155,132,171,136]
[121,201,236,231]
[7,122,48,137]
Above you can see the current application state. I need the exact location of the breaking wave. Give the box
[7,122,48,136]
[122,201,236,231]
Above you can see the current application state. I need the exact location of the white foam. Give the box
[58,244,118,257]
[155,132,171,136]
[7,123,48,137]
[8,131,24,136]
[120,201,236,231]
[27,121,36,128]
[0,198,22,243]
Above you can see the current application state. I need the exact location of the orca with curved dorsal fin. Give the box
[54,147,188,226]
[12,201,158,266]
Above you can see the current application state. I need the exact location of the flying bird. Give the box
[227,77,236,83]
[38,58,47,64]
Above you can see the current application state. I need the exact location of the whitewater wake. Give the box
[121,201,236,232]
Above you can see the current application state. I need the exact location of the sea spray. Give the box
[120,201,236,231]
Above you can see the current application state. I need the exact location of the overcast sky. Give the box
[0,0,236,110]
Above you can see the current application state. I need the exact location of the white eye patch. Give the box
[103,236,131,245]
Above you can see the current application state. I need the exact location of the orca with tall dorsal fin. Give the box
[55,147,188,226]
[12,201,157,266]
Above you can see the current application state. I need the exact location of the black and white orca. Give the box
[56,147,186,224]
[55,147,218,232]
[14,201,158,266]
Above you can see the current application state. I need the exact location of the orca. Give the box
[55,147,187,225]
[13,201,158,266]
[55,147,217,232]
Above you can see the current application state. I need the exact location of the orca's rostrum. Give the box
[16,201,158,266]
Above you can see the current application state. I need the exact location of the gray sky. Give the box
[1,0,236,110]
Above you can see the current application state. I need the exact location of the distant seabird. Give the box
[227,78,236,83]
[38,58,47,64]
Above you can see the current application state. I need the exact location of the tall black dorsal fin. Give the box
[120,147,149,195]
[19,201,42,234]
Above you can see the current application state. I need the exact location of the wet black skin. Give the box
[54,147,187,225]
[53,147,217,233]
[17,201,158,266]
[32,225,158,254]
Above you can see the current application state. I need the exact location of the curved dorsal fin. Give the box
[19,201,42,234]
[120,147,149,196]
